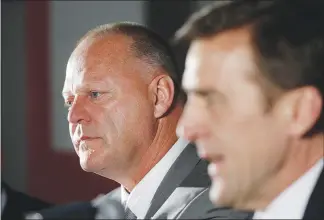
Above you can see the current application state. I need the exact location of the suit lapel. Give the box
[144,143,202,219]
[303,167,324,219]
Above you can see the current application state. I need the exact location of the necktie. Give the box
[124,207,137,219]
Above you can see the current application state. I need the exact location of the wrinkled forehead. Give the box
[65,34,134,80]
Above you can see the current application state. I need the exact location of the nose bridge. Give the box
[67,95,89,124]
[178,102,208,140]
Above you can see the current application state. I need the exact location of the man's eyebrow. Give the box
[61,81,112,97]
[62,91,71,97]
[184,88,225,97]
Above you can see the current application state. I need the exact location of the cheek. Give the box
[220,117,285,190]
[126,98,156,142]
[220,118,271,166]
[209,110,264,165]
[100,97,154,139]
[125,100,155,136]
[210,92,268,149]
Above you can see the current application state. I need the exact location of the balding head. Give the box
[68,32,148,84]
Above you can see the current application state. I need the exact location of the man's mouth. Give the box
[74,136,99,147]
[207,156,225,177]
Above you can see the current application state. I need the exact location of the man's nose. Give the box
[67,96,91,124]
[176,106,209,142]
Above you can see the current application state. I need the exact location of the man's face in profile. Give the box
[177,28,291,209]
[62,35,157,178]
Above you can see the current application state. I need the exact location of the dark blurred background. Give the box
[1,1,212,204]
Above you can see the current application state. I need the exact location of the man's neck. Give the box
[122,106,183,191]
[238,134,324,211]
[125,114,182,191]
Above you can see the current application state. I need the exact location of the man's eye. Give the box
[90,91,101,99]
[64,100,73,107]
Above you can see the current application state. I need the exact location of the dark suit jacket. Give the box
[1,182,52,220]
[303,166,324,219]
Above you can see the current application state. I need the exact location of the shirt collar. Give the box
[253,158,323,219]
[121,138,189,219]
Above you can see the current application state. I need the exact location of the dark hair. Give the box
[174,0,324,136]
[79,22,186,106]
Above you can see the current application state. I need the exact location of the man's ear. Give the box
[275,86,322,137]
[149,74,175,118]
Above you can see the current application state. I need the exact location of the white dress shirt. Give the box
[253,158,323,219]
[121,138,189,219]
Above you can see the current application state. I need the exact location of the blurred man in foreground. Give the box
[176,0,324,219]
[61,22,250,219]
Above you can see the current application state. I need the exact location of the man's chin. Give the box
[80,165,92,172]
[209,177,225,206]
[79,160,99,172]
